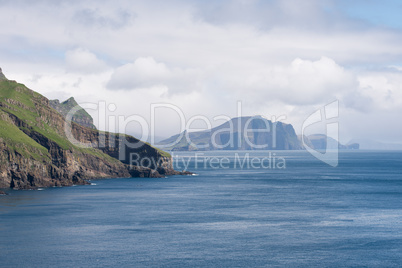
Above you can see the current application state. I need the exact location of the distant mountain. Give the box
[301,134,359,150]
[158,115,360,152]
[49,97,96,129]
[158,116,303,151]
[349,139,402,150]
[0,68,184,189]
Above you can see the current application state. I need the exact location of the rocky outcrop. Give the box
[0,69,186,190]
[49,97,96,129]
[159,116,303,151]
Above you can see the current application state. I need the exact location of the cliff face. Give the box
[69,123,173,170]
[159,116,303,151]
[0,70,181,190]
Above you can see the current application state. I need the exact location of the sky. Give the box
[1,0,402,144]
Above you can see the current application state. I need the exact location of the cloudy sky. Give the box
[1,0,402,144]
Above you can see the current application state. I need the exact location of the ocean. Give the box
[1,151,401,267]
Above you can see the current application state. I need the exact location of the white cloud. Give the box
[214,57,358,107]
[357,68,402,110]
[107,57,169,89]
[107,57,201,94]
[267,57,355,104]
[65,48,108,74]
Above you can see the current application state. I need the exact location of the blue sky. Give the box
[342,0,402,29]
[0,0,401,144]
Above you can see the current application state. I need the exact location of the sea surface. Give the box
[1,150,402,267]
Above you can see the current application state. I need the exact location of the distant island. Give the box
[0,68,188,190]
[158,116,359,151]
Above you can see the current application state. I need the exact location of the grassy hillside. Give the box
[0,79,74,151]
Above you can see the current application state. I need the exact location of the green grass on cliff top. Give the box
[0,80,39,109]
[0,80,73,150]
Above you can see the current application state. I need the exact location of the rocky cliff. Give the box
[0,69,185,189]
[158,116,303,151]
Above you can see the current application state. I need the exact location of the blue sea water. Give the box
[1,150,402,267]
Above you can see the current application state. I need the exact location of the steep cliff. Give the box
[0,69,183,189]
[159,116,303,151]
